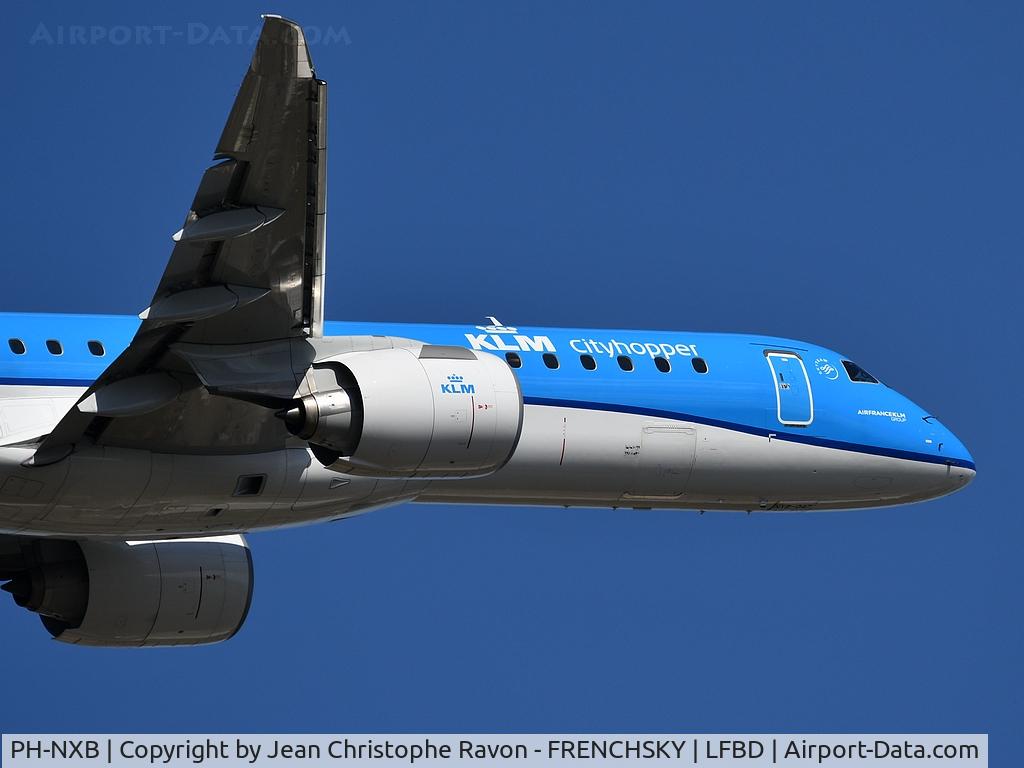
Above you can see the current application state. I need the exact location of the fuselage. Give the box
[0,313,975,537]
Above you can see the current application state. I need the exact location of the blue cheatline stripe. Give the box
[523,396,977,471]
[0,377,93,387]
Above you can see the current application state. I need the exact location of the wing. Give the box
[33,16,327,464]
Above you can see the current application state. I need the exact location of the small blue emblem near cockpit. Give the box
[814,357,840,381]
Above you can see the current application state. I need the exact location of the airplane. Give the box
[0,16,974,647]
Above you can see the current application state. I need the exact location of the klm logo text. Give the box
[441,383,476,394]
[465,333,555,353]
[441,374,476,395]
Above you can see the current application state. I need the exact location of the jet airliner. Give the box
[0,17,974,646]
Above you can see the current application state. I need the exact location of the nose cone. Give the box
[946,432,976,486]
[836,373,975,507]
[873,386,976,502]
[929,419,975,474]
[962,465,977,486]
[916,416,976,499]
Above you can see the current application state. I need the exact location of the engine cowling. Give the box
[0,536,252,647]
[283,345,523,478]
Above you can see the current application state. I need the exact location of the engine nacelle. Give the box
[283,345,523,478]
[1,536,252,647]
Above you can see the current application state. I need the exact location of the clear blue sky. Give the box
[1,0,1019,757]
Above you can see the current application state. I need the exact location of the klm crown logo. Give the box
[440,373,475,395]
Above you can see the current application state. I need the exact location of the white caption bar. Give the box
[2,734,987,767]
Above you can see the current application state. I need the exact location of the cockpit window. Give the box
[842,360,878,384]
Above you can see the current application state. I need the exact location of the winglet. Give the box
[250,14,314,79]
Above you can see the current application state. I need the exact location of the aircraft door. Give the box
[765,352,813,426]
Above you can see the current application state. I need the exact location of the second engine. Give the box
[0,536,253,647]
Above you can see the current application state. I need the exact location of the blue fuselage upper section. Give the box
[0,313,974,471]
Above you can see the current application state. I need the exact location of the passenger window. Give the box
[87,340,105,357]
[842,360,878,384]
[692,357,709,374]
[8,339,26,355]
[543,353,559,370]
[580,354,597,370]
[45,339,63,356]
[617,355,634,372]
[654,356,671,373]
[505,352,522,368]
